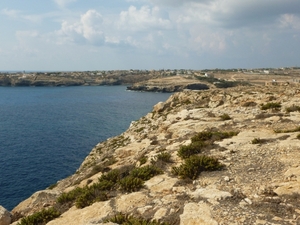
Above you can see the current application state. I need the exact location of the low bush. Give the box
[56,165,162,209]
[155,151,172,163]
[138,156,148,165]
[172,155,223,180]
[75,187,108,208]
[242,101,257,107]
[178,131,238,159]
[130,165,162,181]
[177,141,207,159]
[17,207,60,225]
[119,176,144,192]
[285,105,300,113]
[104,213,170,225]
[56,187,86,205]
[274,127,300,133]
[251,138,264,144]
[297,134,300,140]
[191,131,238,142]
[220,113,231,121]
[261,102,281,110]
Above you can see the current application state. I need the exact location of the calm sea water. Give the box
[0,86,171,210]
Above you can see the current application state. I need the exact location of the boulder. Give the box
[180,202,218,225]
[12,190,61,217]
[0,206,11,225]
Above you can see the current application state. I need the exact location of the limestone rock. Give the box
[180,202,218,225]
[47,201,113,225]
[190,187,232,203]
[12,190,61,216]
[0,206,11,225]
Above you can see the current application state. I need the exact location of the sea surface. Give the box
[0,86,171,210]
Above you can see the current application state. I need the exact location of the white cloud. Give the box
[1,8,47,23]
[118,6,172,31]
[279,14,300,30]
[54,0,76,8]
[56,10,104,45]
[1,8,21,19]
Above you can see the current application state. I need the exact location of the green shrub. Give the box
[75,187,108,208]
[48,183,58,190]
[177,141,207,159]
[242,101,257,107]
[172,155,223,180]
[261,102,281,110]
[155,151,172,163]
[274,126,300,133]
[139,156,148,165]
[17,207,60,225]
[130,165,162,181]
[286,105,300,113]
[99,169,122,183]
[220,113,231,121]
[104,213,170,225]
[56,187,86,205]
[56,165,163,210]
[178,131,238,159]
[119,176,144,192]
[251,138,264,144]
[297,134,300,140]
[214,80,250,88]
[191,131,238,142]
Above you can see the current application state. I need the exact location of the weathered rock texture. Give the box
[0,206,11,225]
[11,84,300,224]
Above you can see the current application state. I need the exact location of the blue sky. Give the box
[0,0,299,71]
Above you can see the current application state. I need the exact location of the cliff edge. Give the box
[8,84,300,225]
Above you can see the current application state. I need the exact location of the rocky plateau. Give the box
[2,83,300,225]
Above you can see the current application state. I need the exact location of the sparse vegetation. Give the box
[285,105,300,113]
[261,102,281,110]
[104,213,170,225]
[178,131,238,159]
[242,101,257,107]
[195,76,250,88]
[178,141,207,159]
[251,138,264,144]
[17,207,60,225]
[138,155,148,165]
[129,165,163,181]
[172,155,223,180]
[155,151,172,163]
[220,113,231,120]
[119,176,144,192]
[56,165,162,210]
[274,126,300,133]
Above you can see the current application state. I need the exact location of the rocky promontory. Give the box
[5,83,300,225]
[126,76,209,92]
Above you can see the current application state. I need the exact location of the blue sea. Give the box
[0,86,171,210]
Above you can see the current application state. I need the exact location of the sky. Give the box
[0,0,299,71]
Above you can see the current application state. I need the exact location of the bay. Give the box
[0,86,171,210]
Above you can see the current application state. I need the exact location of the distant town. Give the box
[0,67,300,88]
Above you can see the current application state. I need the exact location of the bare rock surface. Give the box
[0,206,11,225]
[10,84,300,224]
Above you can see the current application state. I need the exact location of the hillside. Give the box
[5,84,300,225]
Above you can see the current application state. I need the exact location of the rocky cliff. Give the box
[6,84,300,225]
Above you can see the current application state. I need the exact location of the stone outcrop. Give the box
[0,206,11,225]
[10,84,300,224]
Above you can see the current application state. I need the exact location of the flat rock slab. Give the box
[47,201,113,225]
[180,202,218,225]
